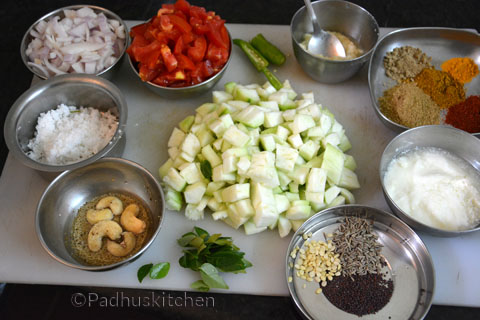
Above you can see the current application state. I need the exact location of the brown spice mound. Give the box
[384,46,432,82]
[379,82,441,127]
[414,68,465,109]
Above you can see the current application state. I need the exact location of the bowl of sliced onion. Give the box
[21,5,128,80]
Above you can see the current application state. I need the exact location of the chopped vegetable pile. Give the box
[127,0,230,87]
[159,79,360,237]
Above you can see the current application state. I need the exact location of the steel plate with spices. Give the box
[286,205,434,320]
[368,28,480,135]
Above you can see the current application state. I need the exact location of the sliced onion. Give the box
[25,7,125,77]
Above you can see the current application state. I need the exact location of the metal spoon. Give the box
[304,0,346,58]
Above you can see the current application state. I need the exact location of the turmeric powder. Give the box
[441,57,479,83]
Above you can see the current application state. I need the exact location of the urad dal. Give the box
[27,104,118,165]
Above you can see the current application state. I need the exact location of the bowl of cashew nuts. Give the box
[35,157,164,271]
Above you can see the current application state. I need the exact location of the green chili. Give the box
[250,33,286,65]
[233,39,269,71]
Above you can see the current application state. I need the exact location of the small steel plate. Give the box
[367,27,480,135]
[286,205,435,320]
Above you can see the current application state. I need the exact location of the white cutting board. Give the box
[0,23,479,307]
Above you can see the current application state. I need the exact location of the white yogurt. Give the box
[384,147,480,231]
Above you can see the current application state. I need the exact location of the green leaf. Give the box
[191,280,210,292]
[206,233,222,244]
[199,263,229,289]
[190,236,204,249]
[207,251,249,272]
[177,234,196,247]
[150,262,170,279]
[200,160,212,180]
[194,226,209,238]
[137,263,153,283]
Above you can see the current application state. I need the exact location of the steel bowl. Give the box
[368,28,480,135]
[35,157,165,271]
[4,74,127,179]
[21,5,129,80]
[290,0,379,83]
[126,27,232,99]
[380,125,480,237]
[286,205,434,320]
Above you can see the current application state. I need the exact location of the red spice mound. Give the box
[445,96,480,133]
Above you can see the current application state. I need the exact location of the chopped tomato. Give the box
[160,15,173,31]
[160,45,178,72]
[188,36,207,62]
[127,0,230,86]
[174,0,190,15]
[169,14,192,33]
[174,36,184,55]
[177,54,195,70]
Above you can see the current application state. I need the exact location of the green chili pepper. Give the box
[250,33,286,65]
[233,39,269,71]
[262,68,282,90]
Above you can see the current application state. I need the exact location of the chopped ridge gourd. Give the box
[159,80,360,237]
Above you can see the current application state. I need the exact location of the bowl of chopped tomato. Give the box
[126,0,231,98]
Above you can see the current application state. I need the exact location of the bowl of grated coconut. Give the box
[4,73,127,179]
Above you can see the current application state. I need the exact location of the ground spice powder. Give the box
[441,57,479,83]
[445,95,480,133]
[414,68,465,109]
[383,46,432,82]
[379,82,441,127]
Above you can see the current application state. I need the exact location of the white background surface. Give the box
[1,23,479,307]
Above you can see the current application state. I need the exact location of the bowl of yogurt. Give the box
[379,125,480,237]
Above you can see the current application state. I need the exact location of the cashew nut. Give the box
[87,220,123,252]
[106,232,136,257]
[86,208,114,224]
[120,204,146,234]
[96,196,123,215]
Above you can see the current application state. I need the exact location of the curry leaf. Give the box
[200,160,212,180]
[199,263,229,289]
[150,262,170,279]
[190,280,210,292]
[137,263,153,283]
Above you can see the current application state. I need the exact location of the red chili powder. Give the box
[445,95,480,133]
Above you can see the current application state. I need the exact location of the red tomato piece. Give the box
[188,36,207,62]
[157,7,174,16]
[177,54,196,70]
[160,44,178,72]
[174,0,191,15]
[139,64,161,82]
[160,15,173,31]
[130,23,148,38]
[189,5,207,20]
[174,36,184,55]
[205,20,228,49]
[182,32,195,45]
[206,43,228,63]
[202,60,214,78]
[169,14,192,33]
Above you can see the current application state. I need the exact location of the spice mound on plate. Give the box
[441,57,479,83]
[414,68,465,109]
[323,216,393,317]
[384,147,480,231]
[383,46,432,82]
[379,82,441,127]
[445,95,480,133]
[27,104,118,165]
